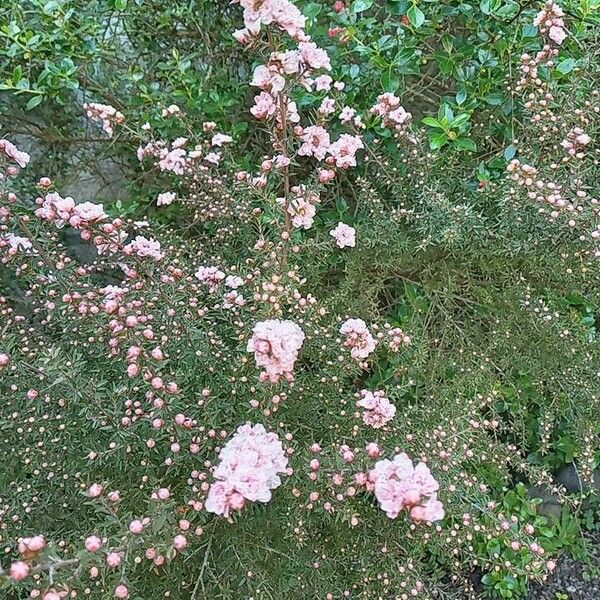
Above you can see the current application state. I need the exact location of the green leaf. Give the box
[504,144,516,161]
[556,58,576,75]
[303,3,322,17]
[380,71,399,92]
[429,132,448,149]
[484,92,504,105]
[26,95,43,110]
[352,0,373,12]
[422,116,442,128]
[454,137,476,151]
[114,0,127,8]
[456,89,467,104]
[407,5,425,28]
[451,113,470,128]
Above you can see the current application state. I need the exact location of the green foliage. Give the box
[0,0,599,599]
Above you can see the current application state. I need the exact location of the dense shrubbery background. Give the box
[1,1,599,599]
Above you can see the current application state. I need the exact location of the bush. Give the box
[0,1,598,599]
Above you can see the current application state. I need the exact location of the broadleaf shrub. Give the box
[0,1,599,599]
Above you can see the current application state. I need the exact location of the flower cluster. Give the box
[356,389,396,429]
[123,235,164,261]
[83,102,124,137]
[370,93,413,137]
[369,453,444,522]
[234,0,307,40]
[247,319,305,382]
[0,138,30,169]
[156,191,176,206]
[206,423,288,517]
[560,127,592,157]
[533,1,568,45]
[339,318,377,360]
[195,265,226,293]
[388,327,411,351]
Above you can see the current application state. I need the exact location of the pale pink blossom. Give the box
[340,318,377,360]
[251,65,286,92]
[83,102,124,136]
[288,196,316,229]
[0,139,30,168]
[247,319,304,382]
[123,236,164,261]
[318,97,336,116]
[327,134,364,169]
[298,42,331,71]
[9,561,29,581]
[251,92,278,120]
[370,453,444,521]
[195,265,226,293]
[211,133,233,147]
[315,75,333,91]
[329,222,356,248]
[357,390,396,428]
[298,126,330,161]
[157,191,176,206]
[206,422,288,517]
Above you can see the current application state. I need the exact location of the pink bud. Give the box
[114,584,129,599]
[173,535,187,550]
[85,535,102,552]
[88,483,103,498]
[106,552,122,567]
[129,519,144,534]
[9,561,29,580]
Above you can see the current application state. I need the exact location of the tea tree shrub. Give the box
[0,1,599,599]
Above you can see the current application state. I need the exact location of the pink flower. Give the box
[84,535,102,552]
[123,236,164,261]
[330,222,356,248]
[9,561,29,581]
[327,134,364,169]
[388,327,411,351]
[35,192,76,225]
[88,483,104,498]
[114,584,129,599]
[83,102,124,137]
[206,422,288,517]
[70,202,107,229]
[157,191,176,206]
[319,168,336,183]
[340,318,377,360]
[173,535,187,550]
[247,319,305,382]
[533,2,567,45]
[548,25,566,44]
[298,42,332,71]
[129,519,144,534]
[0,139,30,168]
[298,126,330,161]
[251,65,285,92]
[288,196,316,229]
[357,390,396,428]
[314,75,333,91]
[339,106,356,123]
[106,552,122,567]
[370,453,444,522]
[196,265,226,293]
[318,97,336,116]
[158,147,187,175]
[251,92,278,120]
[211,133,233,147]
[370,93,412,133]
